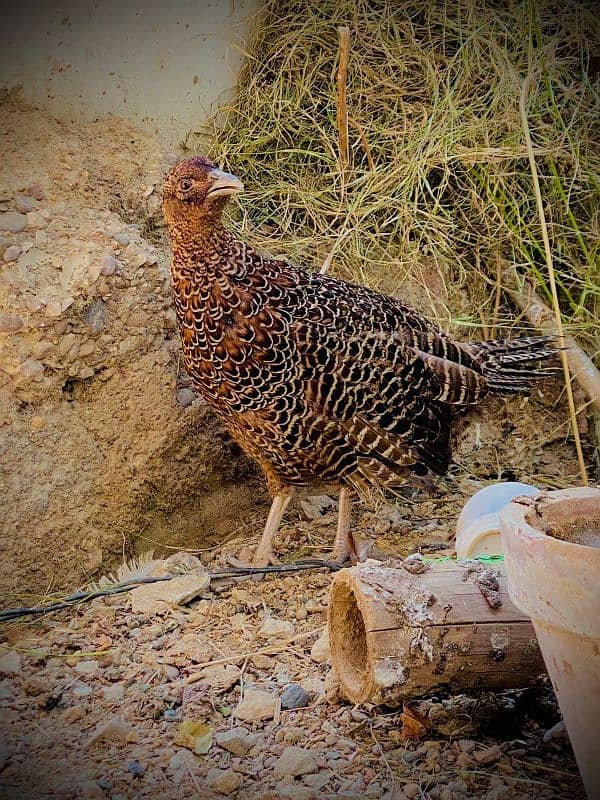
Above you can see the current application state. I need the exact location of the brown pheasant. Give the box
[162,155,556,566]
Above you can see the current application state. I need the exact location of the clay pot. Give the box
[500,487,600,799]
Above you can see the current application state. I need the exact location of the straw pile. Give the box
[193,0,599,463]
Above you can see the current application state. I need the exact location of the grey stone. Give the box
[280,683,312,710]
[0,650,21,674]
[126,760,145,776]
[15,195,36,213]
[0,211,28,233]
[75,660,98,675]
[176,387,196,407]
[3,245,21,262]
[84,299,108,333]
[299,494,336,519]
[215,727,254,756]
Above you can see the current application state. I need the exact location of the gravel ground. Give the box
[0,494,586,800]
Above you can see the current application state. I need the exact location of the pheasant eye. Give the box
[179,179,193,191]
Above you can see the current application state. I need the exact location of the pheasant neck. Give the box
[169,219,236,276]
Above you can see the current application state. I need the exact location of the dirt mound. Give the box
[0,101,265,595]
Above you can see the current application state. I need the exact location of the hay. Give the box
[190,0,599,456]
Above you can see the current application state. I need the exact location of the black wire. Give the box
[0,558,342,622]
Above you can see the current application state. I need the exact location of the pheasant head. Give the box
[162,156,244,247]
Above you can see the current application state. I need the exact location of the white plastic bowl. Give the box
[455,482,539,557]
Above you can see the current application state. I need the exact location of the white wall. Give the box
[1,0,258,147]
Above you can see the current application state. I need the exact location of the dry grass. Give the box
[190,0,599,462]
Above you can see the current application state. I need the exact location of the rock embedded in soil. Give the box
[234,688,279,722]
[102,684,125,702]
[3,244,21,262]
[75,660,99,676]
[215,726,255,756]
[77,781,104,800]
[300,494,336,520]
[15,195,36,213]
[197,663,240,691]
[0,211,28,232]
[100,254,121,276]
[273,746,318,778]
[206,767,242,795]
[0,651,21,674]
[176,387,196,407]
[129,571,210,614]
[86,716,135,747]
[259,615,295,638]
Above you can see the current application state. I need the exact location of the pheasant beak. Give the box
[207,169,244,199]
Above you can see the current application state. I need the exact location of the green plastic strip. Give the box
[421,554,505,563]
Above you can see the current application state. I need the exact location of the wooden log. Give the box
[328,558,545,706]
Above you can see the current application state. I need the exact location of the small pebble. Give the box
[27,183,45,201]
[280,683,312,710]
[126,760,145,777]
[3,245,21,262]
[403,784,421,799]
[61,706,86,723]
[85,716,135,746]
[473,744,502,765]
[84,298,108,333]
[0,211,28,233]
[273,746,317,778]
[102,684,125,702]
[73,684,93,698]
[75,660,99,676]
[101,254,122,276]
[206,767,241,795]
[403,553,429,574]
[310,629,330,663]
[215,727,254,756]
[234,688,278,722]
[259,616,295,638]
[15,195,36,213]
[0,651,21,674]
[176,387,196,408]
[77,781,104,800]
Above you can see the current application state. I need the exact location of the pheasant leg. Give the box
[253,492,292,567]
[333,487,358,564]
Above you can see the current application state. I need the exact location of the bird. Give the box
[162,155,556,567]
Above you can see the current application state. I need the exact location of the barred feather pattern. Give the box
[163,157,557,496]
